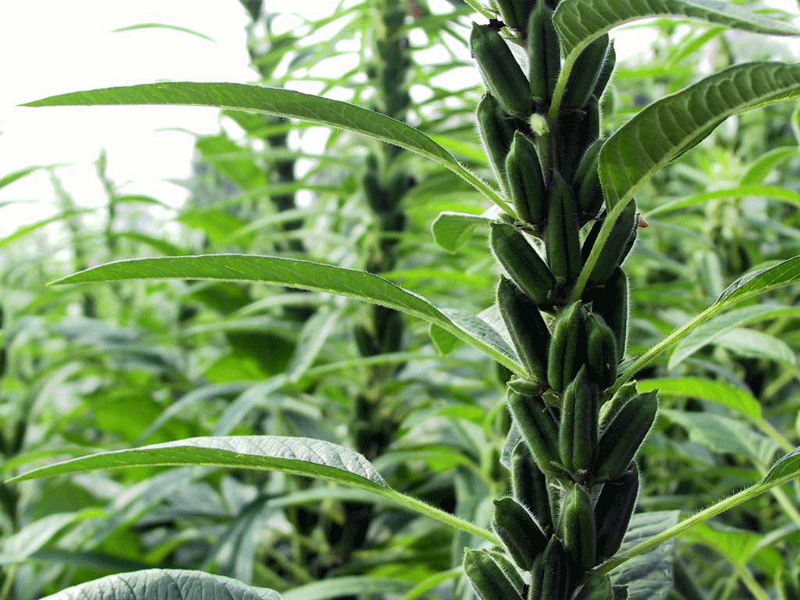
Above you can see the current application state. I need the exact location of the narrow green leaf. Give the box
[0,166,40,190]
[8,436,500,545]
[669,304,800,369]
[23,82,510,213]
[40,569,280,600]
[740,147,800,185]
[554,0,798,59]
[600,62,800,207]
[283,577,411,600]
[637,377,761,420]
[0,209,91,249]
[50,255,523,376]
[714,328,797,366]
[645,185,800,218]
[617,257,800,391]
[112,22,216,42]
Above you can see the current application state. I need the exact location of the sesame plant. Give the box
[9,1,800,599]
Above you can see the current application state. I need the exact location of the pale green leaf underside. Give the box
[431,211,489,252]
[554,0,798,58]
[637,377,760,420]
[23,82,509,213]
[50,254,523,375]
[41,569,280,600]
[600,62,800,207]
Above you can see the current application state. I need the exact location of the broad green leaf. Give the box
[682,521,782,571]
[283,577,411,600]
[763,446,800,483]
[429,324,461,355]
[0,511,99,564]
[41,569,279,600]
[432,211,490,252]
[668,304,800,368]
[714,328,797,366]
[637,377,761,420]
[610,511,680,600]
[111,22,216,42]
[600,62,800,207]
[51,255,523,376]
[659,409,779,466]
[9,436,499,545]
[23,82,510,213]
[554,0,798,59]
[617,257,800,390]
[645,185,800,218]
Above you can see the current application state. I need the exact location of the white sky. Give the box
[0,1,797,238]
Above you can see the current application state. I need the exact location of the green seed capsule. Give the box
[477,93,517,194]
[471,24,534,119]
[497,277,551,383]
[507,390,562,476]
[493,496,548,570]
[592,41,616,101]
[511,441,554,535]
[558,366,598,474]
[594,465,639,563]
[589,267,629,362]
[547,302,587,393]
[585,199,637,287]
[562,485,597,571]
[599,381,637,430]
[494,0,532,31]
[594,391,658,481]
[546,172,582,284]
[505,131,548,226]
[586,313,618,390]
[464,548,522,600]
[562,34,610,111]
[528,0,561,107]
[574,139,604,223]
[491,222,556,305]
[539,536,572,600]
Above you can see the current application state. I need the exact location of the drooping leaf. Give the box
[8,436,499,544]
[611,511,680,600]
[599,63,800,207]
[40,569,280,600]
[636,377,761,420]
[554,0,798,59]
[51,254,523,375]
[668,304,800,368]
[23,82,509,212]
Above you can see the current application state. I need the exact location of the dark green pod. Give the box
[586,312,618,390]
[477,93,517,194]
[493,496,548,570]
[378,310,404,354]
[546,172,582,283]
[505,132,548,225]
[471,24,533,118]
[562,34,610,111]
[464,548,521,600]
[497,277,551,383]
[491,222,556,305]
[558,366,598,473]
[494,0,532,31]
[547,302,586,392]
[592,41,616,101]
[574,139,604,223]
[528,0,561,107]
[539,536,572,600]
[594,465,639,562]
[574,572,614,600]
[594,391,658,481]
[599,381,637,430]
[507,390,562,476]
[585,199,637,287]
[511,441,554,535]
[562,485,597,571]
[354,325,378,357]
[556,101,600,184]
[589,267,629,362]
[485,549,525,592]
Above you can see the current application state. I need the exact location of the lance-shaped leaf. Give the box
[22,82,510,213]
[40,569,280,600]
[49,254,521,375]
[8,436,500,545]
[600,62,800,207]
[554,0,798,60]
